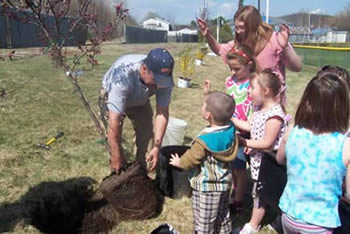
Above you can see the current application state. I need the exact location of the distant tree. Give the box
[219,23,233,42]
[328,4,350,31]
[190,20,197,27]
[209,16,228,26]
[126,15,137,26]
[112,15,138,38]
[284,9,333,29]
[199,16,232,43]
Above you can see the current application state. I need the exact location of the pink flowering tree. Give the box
[0,0,128,155]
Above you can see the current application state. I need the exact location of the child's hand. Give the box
[244,147,252,155]
[277,24,290,49]
[203,80,211,95]
[169,153,181,168]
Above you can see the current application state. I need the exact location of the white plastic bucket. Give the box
[162,117,187,146]
[177,77,191,88]
[195,59,202,66]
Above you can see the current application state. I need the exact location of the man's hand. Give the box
[146,146,160,171]
[107,111,125,174]
[244,147,252,155]
[110,154,126,174]
[197,18,209,37]
[277,24,290,49]
[169,153,181,168]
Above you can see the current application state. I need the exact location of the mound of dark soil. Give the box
[20,162,163,234]
[99,162,163,220]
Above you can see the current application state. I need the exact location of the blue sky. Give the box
[120,0,349,24]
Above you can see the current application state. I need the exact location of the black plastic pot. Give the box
[155,145,192,199]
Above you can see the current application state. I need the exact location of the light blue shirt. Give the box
[279,126,347,228]
[102,54,172,114]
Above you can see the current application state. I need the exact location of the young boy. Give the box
[170,91,238,233]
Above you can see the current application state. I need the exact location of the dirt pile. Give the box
[99,162,162,220]
[23,162,163,234]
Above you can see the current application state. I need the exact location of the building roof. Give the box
[143,17,170,25]
[177,28,198,35]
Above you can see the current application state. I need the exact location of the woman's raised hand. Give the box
[197,18,209,36]
[277,24,290,49]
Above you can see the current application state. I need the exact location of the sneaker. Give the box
[239,223,260,234]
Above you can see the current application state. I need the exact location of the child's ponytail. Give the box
[259,69,286,113]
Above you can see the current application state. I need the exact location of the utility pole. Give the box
[308,12,311,41]
[266,0,270,23]
[217,15,220,42]
[258,0,260,13]
[238,0,244,9]
[5,14,12,48]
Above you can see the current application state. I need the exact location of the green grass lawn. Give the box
[0,42,319,233]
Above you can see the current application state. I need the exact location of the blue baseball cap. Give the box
[143,48,175,88]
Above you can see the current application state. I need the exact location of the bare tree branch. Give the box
[1,0,128,157]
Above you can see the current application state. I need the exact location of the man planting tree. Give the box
[101,48,175,174]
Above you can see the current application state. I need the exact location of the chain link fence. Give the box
[293,44,350,70]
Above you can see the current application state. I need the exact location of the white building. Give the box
[311,28,348,43]
[142,17,170,31]
[327,30,348,43]
[167,27,198,42]
[177,28,198,35]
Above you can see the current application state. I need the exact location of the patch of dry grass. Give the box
[0,42,316,233]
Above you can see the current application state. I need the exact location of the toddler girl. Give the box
[233,69,286,233]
